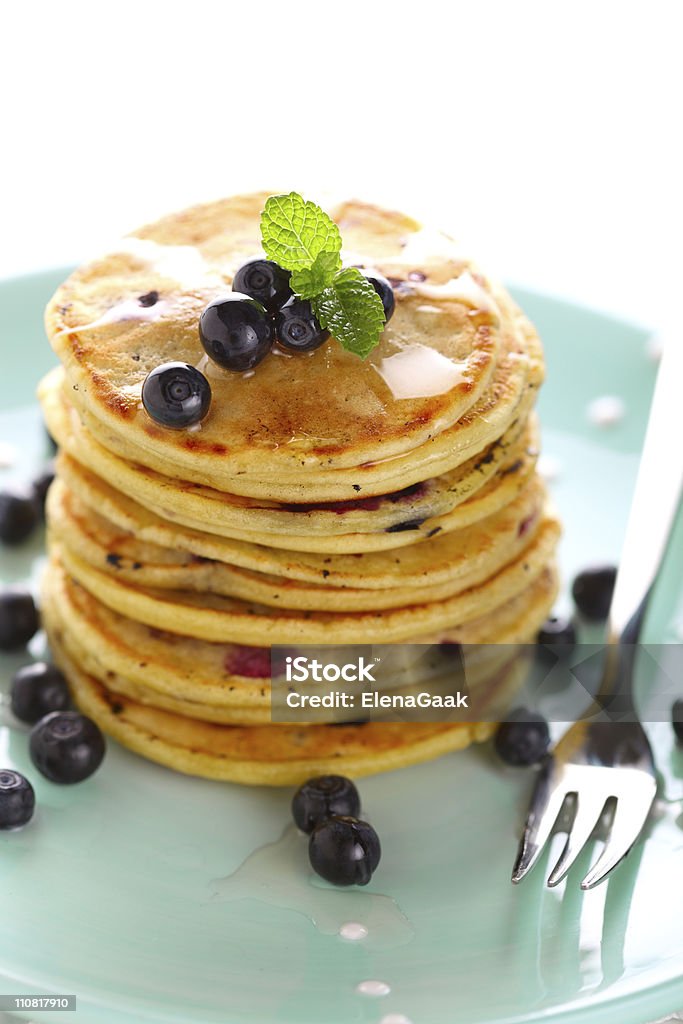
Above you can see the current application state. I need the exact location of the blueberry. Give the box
[232,259,293,313]
[572,565,617,621]
[672,699,683,744]
[11,662,70,724]
[537,615,577,659]
[0,588,39,651]
[361,270,395,322]
[0,770,35,830]
[199,294,274,372]
[494,708,550,766]
[32,460,56,516]
[275,297,330,353]
[292,775,361,834]
[142,362,211,429]
[308,815,381,886]
[0,485,40,544]
[29,711,106,784]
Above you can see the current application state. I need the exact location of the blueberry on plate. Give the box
[361,270,395,322]
[0,770,35,830]
[537,615,577,658]
[0,485,40,545]
[232,259,293,313]
[0,588,40,651]
[142,362,211,429]
[275,297,329,352]
[571,565,617,621]
[672,699,683,743]
[292,775,361,833]
[309,815,381,886]
[32,460,56,516]
[11,662,70,724]
[199,294,274,372]
[494,708,550,766]
[29,711,106,784]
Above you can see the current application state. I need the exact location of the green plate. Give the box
[1,270,683,1024]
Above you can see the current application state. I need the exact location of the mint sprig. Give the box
[260,192,386,359]
[260,193,341,272]
[290,251,341,299]
[312,269,386,361]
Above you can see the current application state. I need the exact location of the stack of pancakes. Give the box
[38,193,560,785]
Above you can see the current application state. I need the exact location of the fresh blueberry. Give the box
[199,294,274,372]
[672,699,683,744]
[275,297,330,352]
[494,708,550,766]
[292,775,361,834]
[0,770,35,830]
[308,815,381,886]
[0,485,40,545]
[361,270,395,322]
[232,259,293,313]
[571,565,617,621]
[0,588,40,651]
[142,362,211,429]
[29,711,106,784]
[537,615,577,659]
[32,460,56,516]
[10,662,70,724]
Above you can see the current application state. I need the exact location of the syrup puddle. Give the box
[210,825,414,949]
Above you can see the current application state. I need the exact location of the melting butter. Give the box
[375,344,469,400]
[410,270,499,315]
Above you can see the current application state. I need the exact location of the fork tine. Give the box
[580,778,657,890]
[511,764,567,884]
[546,790,608,887]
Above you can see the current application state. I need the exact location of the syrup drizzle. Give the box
[55,296,170,337]
[210,825,414,950]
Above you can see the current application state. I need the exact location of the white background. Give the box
[1,0,681,335]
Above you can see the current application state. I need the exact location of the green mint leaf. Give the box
[261,192,341,272]
[290,250,341,299]
[311,268,386,360]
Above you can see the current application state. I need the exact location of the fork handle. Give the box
[608,338,683,644]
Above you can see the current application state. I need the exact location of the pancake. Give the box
[47,474,548,611]
[41,191,561,783]
[42,375,540,553]
[51,512,560,646]
[47,630,511,785]
[56,299,541,502]
[56,443,540,582]
[42,557,559,725]
[46,193,526,499]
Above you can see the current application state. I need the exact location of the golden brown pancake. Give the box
[42,556,558,726]
[45,192,543,501]
[47,474,548,611]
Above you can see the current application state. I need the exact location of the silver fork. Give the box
[512,336,683,890]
